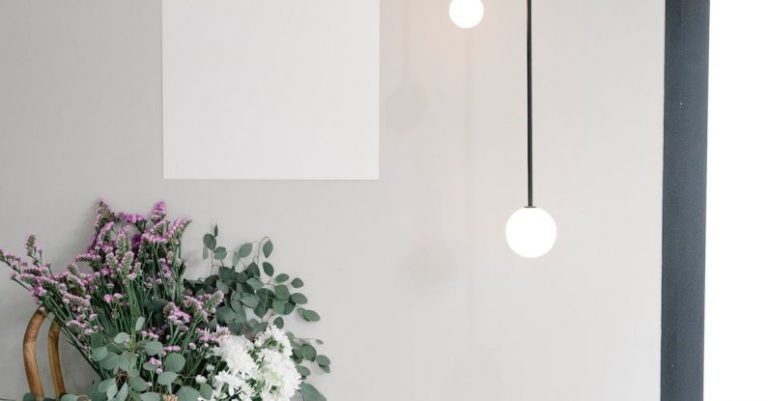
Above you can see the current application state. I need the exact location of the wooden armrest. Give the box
[23,311,67,400]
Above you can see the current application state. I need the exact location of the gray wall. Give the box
[0,1,664,400]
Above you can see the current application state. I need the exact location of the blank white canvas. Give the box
[162,0,379,180]
[705,1,768,400]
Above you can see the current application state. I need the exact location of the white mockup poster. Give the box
[162,0,379,180]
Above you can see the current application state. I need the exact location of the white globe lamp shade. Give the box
[449,0,485,29]
[505,207,557,258]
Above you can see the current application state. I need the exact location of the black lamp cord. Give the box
[526,0,534,208]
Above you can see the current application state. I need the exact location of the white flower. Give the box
[209,327,301,401]
[212,334,257,375]
[255,325,293,357]
[255,348,302,401]
[195,375,207,384]
[211,371,253,401]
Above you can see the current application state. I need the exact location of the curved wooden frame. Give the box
[23,311,66,399]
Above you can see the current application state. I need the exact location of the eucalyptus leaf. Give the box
[272,300,286,314]
[300,344,317,360]
[213,247,227,260]
[118,351,136,371]
[250,321,269,333]
[238,243,253,258]
[291,293,308,304]
[300,308,321,322]
[246,277,263,292]
[199,383,214,400]
[98,379,116,393]
[263,240,274,258]
[157,372,178,386]
[254,303,268,318]
[203,234,216,251]
[241,294,260,308]
[106,382,118,400]
[129,376,148,392]
[114,332,130,344]
[316,355,331,366]
[291,278,304,288]
[231,297,243,313]
[299,382,326,401]
[296,365,311,378]
[216,280,230,293]
[101,353,120,371]
[245,262,260,277]
[235,306,247,323]
[142,362,158,372]
[144,341,163,356]
[164,353,186,373]
[115,383,128,401]
[87,384,106,401]
[275,273,289,283]
[216,306,236,323]
[177,386,200,401]
[90,332,107,348]
[219,266,235,284]
[263,262,274,276]
[92,346,108,362]
[140,393,161,401]
[134,317,145,332]
[274,285,290,300]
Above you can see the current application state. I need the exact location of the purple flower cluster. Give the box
[183,291,223,320]
[164,302,192,329]
[1,200,224,373]
[3,235,98,336]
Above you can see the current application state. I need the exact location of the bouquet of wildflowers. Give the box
[1,201,329,401]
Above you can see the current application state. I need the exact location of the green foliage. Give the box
[83,320,209,401]
[188,228,331,401]
[299,383,327,401]
[177,387,200,401]
[163,353,185,373]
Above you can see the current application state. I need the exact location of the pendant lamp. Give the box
[506,0,557,258]
[451,0,558,258]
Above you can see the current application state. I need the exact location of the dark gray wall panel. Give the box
[661,0,709,400]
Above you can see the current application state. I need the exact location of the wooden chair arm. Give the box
[48,320,65,397]
[23,311,67,400]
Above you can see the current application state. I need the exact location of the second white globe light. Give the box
[449,0,485,29]
[505,207,557,258]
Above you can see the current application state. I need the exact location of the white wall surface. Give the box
[0,1,664,400]
[705,2,768,400]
